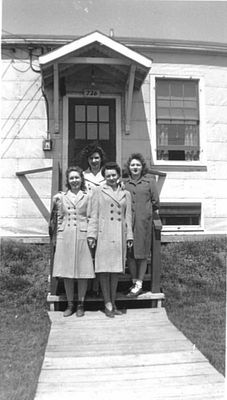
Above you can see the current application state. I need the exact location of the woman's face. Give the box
[88,152,101,171]
[129,159,143,178]
[104,169,119,187]
[68,171,82,190]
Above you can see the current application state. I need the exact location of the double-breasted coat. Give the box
[124,174,159,259]
[52,190,95,279]
[92,185,133,273]
[83,169,105,192]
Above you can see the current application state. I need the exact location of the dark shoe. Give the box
[113,308,123,316]
[64,302,74,317]
[76,304,85,317]
[104,307,115,318]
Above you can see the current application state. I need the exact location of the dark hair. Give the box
[65,166,86,191]
[101,162,121,178]
[125,153,148,176]
[80,142,106,168]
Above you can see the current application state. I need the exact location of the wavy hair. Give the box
[101,162,121,178]
[65,166,86,191]
[79,142,106,169]
[124,153,148,177]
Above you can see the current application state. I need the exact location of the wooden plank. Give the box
[43,350,207,369]
[35,308,225,400]
[53,63,59,133]
[60,57,130,65]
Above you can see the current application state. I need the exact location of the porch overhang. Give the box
[39,31,152,134]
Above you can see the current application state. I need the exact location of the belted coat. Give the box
[124,174,159,259]
[92,185,133,273]
[52,190,96,279]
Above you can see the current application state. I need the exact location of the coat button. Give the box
[118,211,121,215]
[111,204,114,207]
[110,217,114,221]
[110,210,114,213]
[118,218,121,221]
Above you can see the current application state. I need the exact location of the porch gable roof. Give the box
[39,30,152,69]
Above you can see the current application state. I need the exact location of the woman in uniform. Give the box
[52,166,96,317]
[93,162,133,317]
[124,153,160,297]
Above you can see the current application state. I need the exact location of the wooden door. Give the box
[68,98,116,169]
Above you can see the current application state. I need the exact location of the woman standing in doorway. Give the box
[93,162,133,317]
[81,143,106,192]
[52,166,96,317]
[124,153,160,297]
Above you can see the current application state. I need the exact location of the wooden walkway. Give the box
[34,308,225,400]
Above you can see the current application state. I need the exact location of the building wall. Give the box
[1,46,227,237]
[1,48,52,237]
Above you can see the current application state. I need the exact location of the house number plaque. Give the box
[84,89,100,97]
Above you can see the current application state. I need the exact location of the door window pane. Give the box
[87,123,97,140]
[75,123,86,139]
[99,123,109,140]
[99,106,109,121]
[87,106,97,121]
[75,105,85,121]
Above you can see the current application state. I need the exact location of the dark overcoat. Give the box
[124,174,159,259]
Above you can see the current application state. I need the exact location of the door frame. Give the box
[62,94,122,177]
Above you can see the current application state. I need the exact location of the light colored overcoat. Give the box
[124,174,160,259]
[83,169,105,192]
[92,185,133,273]
[52,190,96,279]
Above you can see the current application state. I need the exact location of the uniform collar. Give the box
[64,190,85,207]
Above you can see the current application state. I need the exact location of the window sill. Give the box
[153,162,207,172]
[162,226,204,232]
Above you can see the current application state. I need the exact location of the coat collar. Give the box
[125,174,150,185]
[64,190,86,207]
[84,169,105,186]
[101,185,126,204]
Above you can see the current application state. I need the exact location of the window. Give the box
[156,79,200,161]
[160,203,201,229]
[74,104,110,141]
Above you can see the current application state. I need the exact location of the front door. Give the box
[68,98,116,170]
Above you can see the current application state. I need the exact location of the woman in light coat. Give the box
[81,143,106,192]
[92,162,133,317]
[52,166,96,317]
[124,153,160,297]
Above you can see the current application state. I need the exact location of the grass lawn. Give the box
[161,238,226,376]
[0,237,226,400]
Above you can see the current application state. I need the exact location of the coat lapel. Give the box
[101,185,126,204]
[64,190,85,208]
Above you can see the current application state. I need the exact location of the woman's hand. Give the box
[127,240,133,248]
[87,237,96,249]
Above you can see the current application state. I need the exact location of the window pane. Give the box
[75,105,85,121]
[160,203,201,225]
[156,80,169,97]
[171,81,183,98]
[99,123,109,140]
[75,123,86,139]
[87,106,97,121]
[99,106,109,121]
[184,82,197,98]
[87,123,97,140]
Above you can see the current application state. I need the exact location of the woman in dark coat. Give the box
[52,166,96,317]
[124,153,159,297]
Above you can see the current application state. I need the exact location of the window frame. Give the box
[159,201,204,232]
[150,74,206,167]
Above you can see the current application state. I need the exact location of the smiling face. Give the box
[104,168,119,188]
[88,152,102,172]
[68,171,82,191]
[129,158,143,178]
